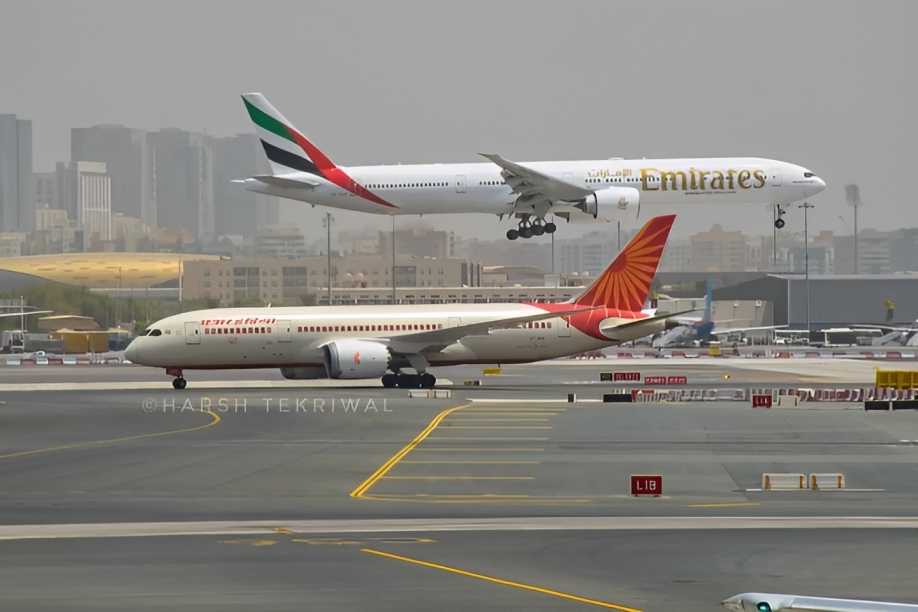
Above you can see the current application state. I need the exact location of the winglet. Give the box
[573,214,676,312]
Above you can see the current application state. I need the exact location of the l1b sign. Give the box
[630,474,662,497]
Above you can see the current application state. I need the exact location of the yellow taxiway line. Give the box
[0,409,221,461]
[349,402,473,497]
[362,548,641,611]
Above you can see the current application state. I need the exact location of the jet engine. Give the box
[322,340,390,379]
[279,367,327,380]
[575,186,640,221]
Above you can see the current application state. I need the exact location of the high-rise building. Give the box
[56,161,112,243]
[147,128,214,240]
[0,114,35,232]
[556,231,629,276]
[71,125,156,227]
[890,228,918,272]
[34,171,57,207]
[211,133,278,236]
[690,225,747,272]
[378,229,454,259]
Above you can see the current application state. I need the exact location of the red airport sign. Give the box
[644,376,666,385]
[752,394,773,408]
[631,474,663,497]
[614,372,641,382]
[667,376,687,385]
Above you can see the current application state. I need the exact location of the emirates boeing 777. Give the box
[239,93,825,240]
[126,215,683,389]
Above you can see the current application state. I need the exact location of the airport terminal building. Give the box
[712,273,918,328]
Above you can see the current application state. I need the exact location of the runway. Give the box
[1,361,916,610]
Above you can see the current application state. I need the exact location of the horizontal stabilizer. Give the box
[250,174,321,189]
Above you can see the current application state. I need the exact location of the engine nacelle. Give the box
[322,340,390,379]
[576,186,640,221]
[279,367,327,380]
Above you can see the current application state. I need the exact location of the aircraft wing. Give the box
[479,153,593,214]
[855,323,918,333]
[380,306,597,354]
[722,592,918,612]
[599,309,696,338]
[0,310,53,319]
[711,325,788,335]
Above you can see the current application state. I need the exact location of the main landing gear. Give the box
[167,367,187,389]
[506,215,556,240]
[774,205,786,229]
[381,372,437,389]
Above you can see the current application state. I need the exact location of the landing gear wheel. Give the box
[419,373,436,389]
[774,218,785,229]
[381,373,398,388]
[506,228,519,240]
[532,224,546,236]
[172,377,187,390]
[545,222,557,233]
[396,374,420,389]
[519,226,534,239]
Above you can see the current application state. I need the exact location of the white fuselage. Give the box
[125,304,659,372]
[244,157,825,216]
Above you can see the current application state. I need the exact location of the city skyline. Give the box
[1,0,915,245]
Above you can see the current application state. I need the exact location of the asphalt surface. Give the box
[1,362,916,610]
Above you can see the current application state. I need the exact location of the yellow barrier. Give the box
[709,346,722,357]
[876,370,918,390]
[482,367,502,375]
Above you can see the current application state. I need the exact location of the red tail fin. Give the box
[573,214,675,311]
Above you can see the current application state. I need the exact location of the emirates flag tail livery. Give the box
[126,215,681,389]
[238,93,825,240]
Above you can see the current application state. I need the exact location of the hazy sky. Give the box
[2,0,916,245]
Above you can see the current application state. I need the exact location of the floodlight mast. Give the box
[844,184,862,275]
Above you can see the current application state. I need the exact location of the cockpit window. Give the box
[804,172,816,178]
[139,329,150,336]
[148,329,162,337]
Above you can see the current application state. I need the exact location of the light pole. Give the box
[550,214,555,274]
[391,215,396,305]
[798,202,814,335]
[844,184,862,274]
[107,266,122,325]
[323,213,333,306]
[772,204,778,270]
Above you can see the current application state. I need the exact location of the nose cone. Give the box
[124,341,139,363]
[805,176,826,197]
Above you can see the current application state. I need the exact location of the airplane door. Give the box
[277,320,292,342]
[558,317,571,337]
[184,321,201,345]
[448,317,461,328]
[455,175,466,193]
[770,168,782,186]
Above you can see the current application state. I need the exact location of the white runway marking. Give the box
[0,516,914,541]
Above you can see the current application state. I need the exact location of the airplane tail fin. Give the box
[703,279,713,324]
[573,214,675,312]
[242,93,338,177]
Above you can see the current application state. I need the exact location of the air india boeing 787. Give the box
[126,215,681,389]
[239,93,825,240]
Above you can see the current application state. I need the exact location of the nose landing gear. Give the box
[166,367,186,389]
[506,215,557,240]
[774,205,787,229]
